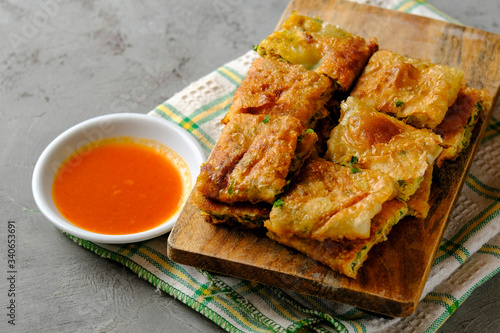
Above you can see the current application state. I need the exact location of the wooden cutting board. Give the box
[167,0,500,317]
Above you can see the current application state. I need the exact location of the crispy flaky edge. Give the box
[406,165,433,219]
[197,115,317,205]
[434,86,491,167]
[266,199,408,278]
[256,12,378,92]
[221,57,332,127]
[192,188,271,229]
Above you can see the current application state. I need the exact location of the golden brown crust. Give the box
[406,165,433,218]
[267,199,407,278]
[192,188,271,229]
[256,12,378,91]
[221,57,332,126]
[193,13,477,280]
[434,86,490,166]
[266,157,398,242]
[325,97,443,200]
[197,114,317,204]
[351,50,464,129]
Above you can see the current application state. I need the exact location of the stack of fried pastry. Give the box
[193,12,490,278]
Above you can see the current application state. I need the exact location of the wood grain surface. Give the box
[167,0,500,317]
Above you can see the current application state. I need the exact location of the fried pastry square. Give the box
[325,97,443,201]
[267,199,407,278]
[256,12,378,91]
[350,50,464,129]
[221,57,332,127]
[266,157,398,242]
[192,189,271,229]
[434,86,490,167]
[197,114,317,204]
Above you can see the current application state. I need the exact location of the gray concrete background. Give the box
[0,0,498,332]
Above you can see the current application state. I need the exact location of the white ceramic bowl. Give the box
[32,113,206,244]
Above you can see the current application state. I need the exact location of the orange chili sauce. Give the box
[52,138,185,235]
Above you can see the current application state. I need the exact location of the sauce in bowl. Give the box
[52,137,191,235]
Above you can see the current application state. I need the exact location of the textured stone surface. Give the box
[432,0,500,34]
[0,1,498,332]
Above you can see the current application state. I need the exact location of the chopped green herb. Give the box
[351,167,360,174]
[273,199,284,207]
[461,128,473,148]
[395,100,404,107]
[348,156,358,167]
[474,101,483,111]
[355,247,367,261]
[298,129,315,143]
[400,150,407,156]
[467,112,480,126]
[262,115,270,123]
[313,17,323,24]
[228,180,235,195]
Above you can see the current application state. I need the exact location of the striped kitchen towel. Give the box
[68,1,500,332]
